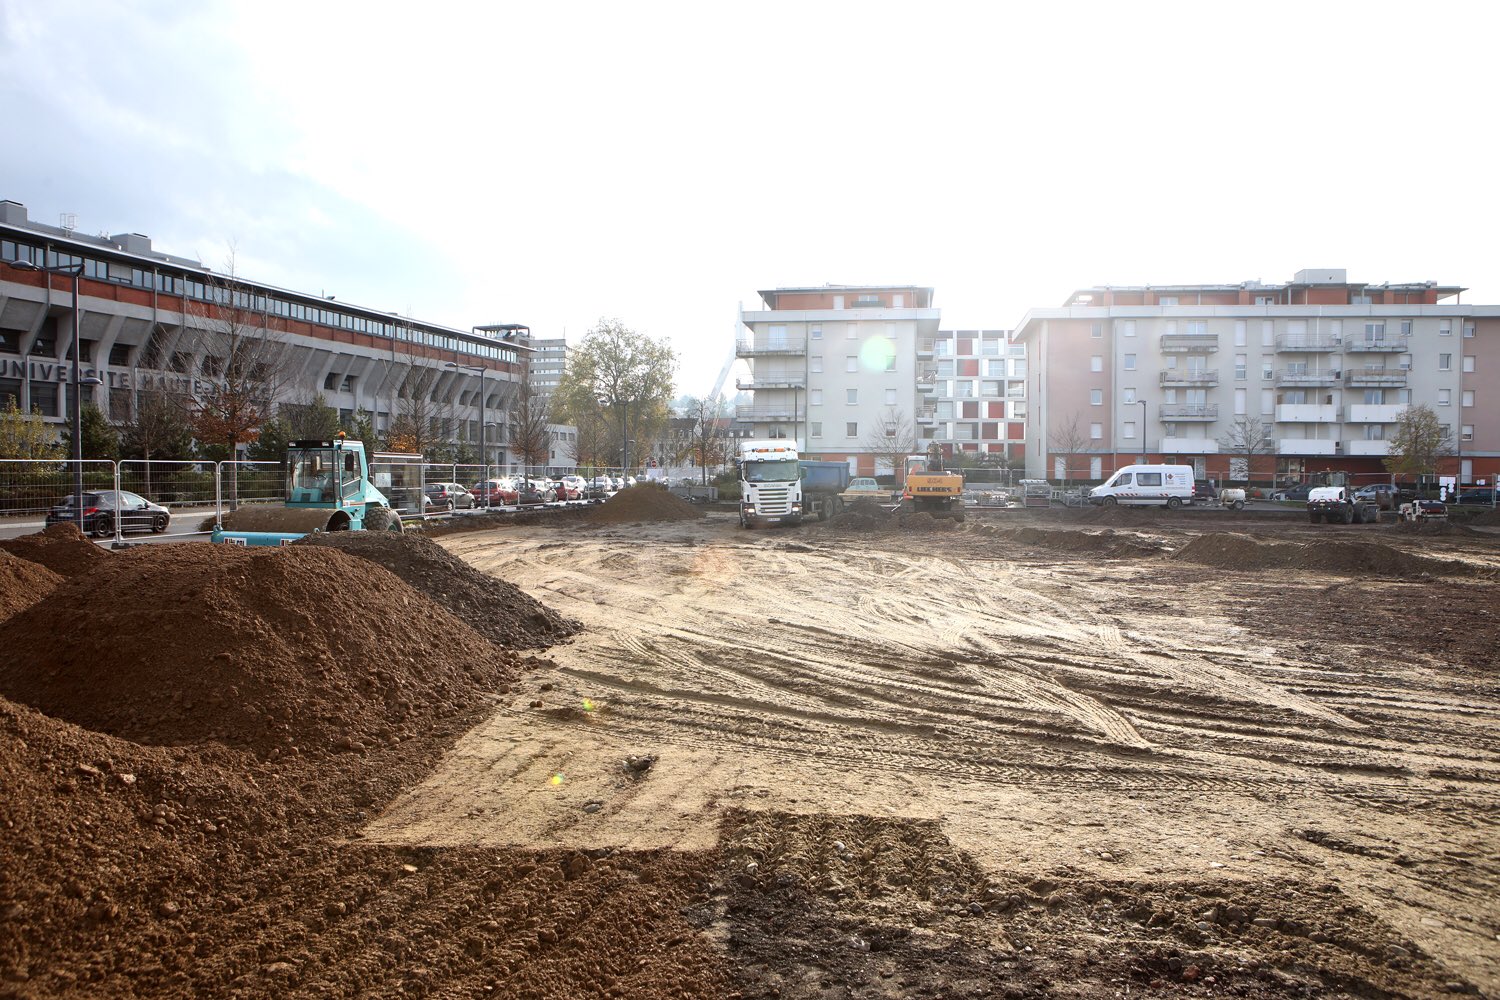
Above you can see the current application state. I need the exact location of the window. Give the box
[885,388,897,405]
[1463,356,1475,373]
[1234,320,1247,345]
[892,294,903,308]
[810,356,822,373]
[1462,390,1474,407]
[1122,320,1136,338]
[1090,355,1103,372]
[1352,294,1372,305]
[324,372,338,390]
[846,388,858,404]
[1137,472,1162,486]
[1365,321,1386,342]
[342,374,357,392]
[1463,322,1475,338]
[1159,296,1178,306]
[1255,295,1274,305]
[1090,389,1103,405]
[986,359,1005,377]
[1438,389,1451,405]
[936,401,954,419]
[1123,421,1136,440]
[846,422,857,437]
[1261,358,1274,380]
[768,324,788,348]
[1122,386,1136,403]
[980,380,1000,397]
[1234,354,1247,379]
[1400,320,1412,337]
[833,296,844,310]
[1439,354,1452,371]
[846,356,857,372]
[1262,320,1274,347]
[809,389,822,405]
[1261,389,1275,415]
[1090,457,1103,479]
[1462,425,1474,442]
[810,421,822,439]
[1364,424,1384,441]
[1124,354,1137,371]
[1091,322,1103,338]
[1186,320,1208,337]
[937,359,955,377]
[885,354,897,372]
[1439,319,1452,337]
[1090,422,1103,439]
[1363,389,1384,404]
[811,325,822,340]
[846,324,858,340]
[1235,388,1247,415]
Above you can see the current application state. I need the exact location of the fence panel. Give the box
[113,459,220,541]
[370,455,425,519]
[0,459,119,535]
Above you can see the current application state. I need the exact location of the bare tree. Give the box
[511,378,552,475]
[386,360,441,456]
[862,408,916,483]
[1047,412,1090,486]
[568,406,611,473]
[683,395,728,484]
[117,387,195,496]
[1384,404,1452,484]
[1217,414,1276,484]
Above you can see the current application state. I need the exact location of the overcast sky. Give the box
[3,1,1496,396]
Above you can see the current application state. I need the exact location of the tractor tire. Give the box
[1340,506,1355,525]
[364,507,403,533]
[952,509,967,523]
[1309,510,1323,524]
[1351,505,1366,525]
[1166,497,1182,510]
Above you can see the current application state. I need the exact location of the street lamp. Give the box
[6,258,89,525]
[446,361,487,499]
[1137,399,1147,462]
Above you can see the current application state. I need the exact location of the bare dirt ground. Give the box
[365,507,1500,998]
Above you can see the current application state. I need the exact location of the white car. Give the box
[560,474,588,498]
[611,476,625,491]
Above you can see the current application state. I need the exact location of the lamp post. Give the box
[1137,399,1148,462]
[446,361,487,501]
[6,259,88,524]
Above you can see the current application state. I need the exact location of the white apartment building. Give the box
[1014,269,1499,486]
[736,285,940,477]
[527,336,568,396]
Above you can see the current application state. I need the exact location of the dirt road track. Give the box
[359,513,1500,996]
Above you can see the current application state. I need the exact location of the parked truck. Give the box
[736,440,851,527]
[212,437,404,546]
[1306,485,1377,525]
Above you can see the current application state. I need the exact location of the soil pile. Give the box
[985,525,1164,559]
[295,530,579,649]
[0,521,109,577]
[0,550,62,622]
[0,542,526,754]
[584,485,705,525]
[826,498,895,533]
[1172,532,1481,578]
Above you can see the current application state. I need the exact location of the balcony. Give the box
[1346,440,1390,456]
[917,338,936,356]
[1343,366,1407,388]
[1277,439,1338,456]
[736,376,806,391]
[1274,369,1340,387]
[1160,437,1219,454]
[1159,369,1219,386]
[1159,333,1220,353]
[915,404,938,423]
[1158,404,1218,421]
[1344,336,1409,353]
[1345,403,1404,423]
[1275,335,1341,352]
[1275,404,1338,423]
[735,404,799,421]
[735,338,807,357]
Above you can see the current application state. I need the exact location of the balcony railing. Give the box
[735,377,807,391]
[1274,336,1341,352]
[1343,367,1408,387]
[915,405,937,422]
[1159,334,1220,353]
[735,405,799,421]
[1344,336,1409,353]
[1158,404,1218,420]
[1159,369,1219,386]
[1274,369,1340,387]
[735,338,807,357]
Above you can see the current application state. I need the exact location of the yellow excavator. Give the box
[900,444,966,522]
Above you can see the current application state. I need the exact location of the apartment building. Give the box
[924,329,1027,468]
[736,284,940,476]
[527,336,568,396]
[1014,268,1499,486]
[0,199,532,467]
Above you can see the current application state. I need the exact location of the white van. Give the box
[1088,464,1195,509]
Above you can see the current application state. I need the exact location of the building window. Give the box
[1124,354,1137,371]
[1463,322,1475,338]
[1400,320,1412,337]
[1090,355,1103,372]
[1438,389,1451,405]
[1089,422,1103,439]
[1462,390,1474,407]
[1159,296,1179,306]
[1439,319,1452,336]
[885,388,897,405]
[811,325,822,340]
[1365,321,1386,342]
[1462,425,1474,442]
[1463,355,1475,372]
[1262,320,1274,347]
[846,356,857,372]
[1091,322,1103,338]
[809,389,822,405]
[810,421,822,439]
[1439,354,1452,371]
[846,388,858,404]
[1122,386,1136,403]
[810,356,822,373]
[324,372,338,390]
[846,422,857,437]
[1261,358,1274,380]
[1122,320,1136,338]
[1234,354,1247,380]
[1353,294,1372,305]
[847,324,858,340]
[986,359,1005,377]
[1234,320,1247,346]
[1123,421,1136,440]
[1364,424,1384,441]
[885,355,897,372]
[1186,320,1208,337]
[1090,389,1103,405]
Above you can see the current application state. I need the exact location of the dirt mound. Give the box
[294,530,578,649]
[1464,507,1500,527]
[584,485,705,525]
[0,550,62,622]
[0,542,526,754]
[0,521,109,577]
[1172,532,1482,578]
[825,505,962,533]
[987,525,1165,559]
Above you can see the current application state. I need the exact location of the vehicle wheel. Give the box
[92,515,114,539]
[1309,511,1323,524]
[151,513,168,534]
[1166,497,1181,510]
[1232,500,1244,511]
[952,509,966,523]
[446,499,456,512]
[364,507,403,533]
[1103,497,1117,507]
[1351,505,1366,525]
[1340,506,1354,525]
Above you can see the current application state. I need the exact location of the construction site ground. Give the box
[2,493,1498,999]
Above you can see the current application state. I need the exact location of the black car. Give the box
[1192,480,1219,504]
[45,490,171,538]
[1455,489,1496,506]
[1272,484,1315,502]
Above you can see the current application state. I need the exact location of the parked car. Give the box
[841,477,888,503]
[554,476,584,501]
[525,478,558,503]
[1271,484,1315,502]
[45,490,171,538]
[589,474,615,494]
[1455,489,1496,506]
[625,476,638,488]
[471,478,519,506]
[610,476,625,491]
[423,482,474,512]
[1192,480,1219,504]
[1353,483,1403,510]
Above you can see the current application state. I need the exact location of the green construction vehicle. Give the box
[212,437,403,547]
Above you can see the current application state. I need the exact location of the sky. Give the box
[3,0,1497,398]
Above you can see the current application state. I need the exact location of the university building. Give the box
[1013,269,1499,486]
[0,198,535,468]
[736,285,1027,476]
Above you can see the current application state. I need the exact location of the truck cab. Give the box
[738,440,803,527]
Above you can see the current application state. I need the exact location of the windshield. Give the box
[288,448,336,502]
[743,459,799,483]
